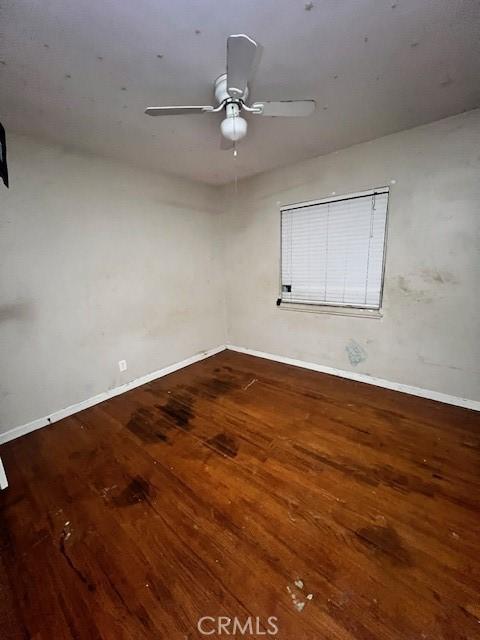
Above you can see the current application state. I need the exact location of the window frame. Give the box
[278,187,390,314]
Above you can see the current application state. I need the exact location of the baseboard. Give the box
[2,342,477,447]
[0,345,226,446]
[226,344,480,411]
[0,458,8,489]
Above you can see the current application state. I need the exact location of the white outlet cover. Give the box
[118,360,127,372]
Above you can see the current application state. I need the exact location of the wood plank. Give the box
[0,351,479,639]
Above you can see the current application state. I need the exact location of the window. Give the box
[280,188,388,310]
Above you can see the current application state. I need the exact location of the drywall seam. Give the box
[226,345,480,411]
[0,345,226,445]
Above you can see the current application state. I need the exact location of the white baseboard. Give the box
[0,458,8,489]
[1,342,477,447]
[226,344,480,411]
[0,345,226,446]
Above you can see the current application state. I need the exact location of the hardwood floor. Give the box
[1,351,479,639]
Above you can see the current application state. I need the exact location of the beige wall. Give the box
[2,110,479,436]
[221,109,480,402]
[0,134,226,433]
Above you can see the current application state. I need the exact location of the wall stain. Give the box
[346,339,367,366]
[355,525,412,566]
[397,269,458,304]
[111,476,152,507]
[440,75,454,88]
[420,268,458,285]
[398,275,412,294]
[205,432,238,458]
[417,355,464,372]
[396,276,433,302]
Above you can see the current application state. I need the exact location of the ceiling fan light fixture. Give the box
[221,113,248,142]
[220,102,247,142]
[144,34,316,148]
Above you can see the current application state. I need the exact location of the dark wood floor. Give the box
[1,351,479,639]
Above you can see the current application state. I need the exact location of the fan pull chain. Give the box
[233,142,238,195]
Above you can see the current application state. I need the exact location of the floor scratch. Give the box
[243,378,258,391]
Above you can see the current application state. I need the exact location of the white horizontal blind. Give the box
[281,190,388,309]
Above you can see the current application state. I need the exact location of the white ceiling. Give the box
[1,0,479,185]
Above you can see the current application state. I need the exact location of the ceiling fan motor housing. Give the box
[214,73,249,105]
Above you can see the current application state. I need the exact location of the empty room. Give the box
[1,1,479,638]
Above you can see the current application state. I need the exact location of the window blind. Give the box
[281,190,388,309]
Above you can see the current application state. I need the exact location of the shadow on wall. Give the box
[0,122,9,188]
[0,301,34,324]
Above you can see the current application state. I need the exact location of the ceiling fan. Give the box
[145,34,316,148]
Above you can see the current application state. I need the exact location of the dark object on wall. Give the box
[0,123,9,188]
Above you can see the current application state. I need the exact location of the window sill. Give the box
[277,302,383,319]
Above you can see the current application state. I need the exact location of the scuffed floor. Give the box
[0,350,479,639]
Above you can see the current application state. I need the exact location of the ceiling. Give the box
[1,0,479,185]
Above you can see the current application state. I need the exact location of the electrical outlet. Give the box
[118,360,127,372]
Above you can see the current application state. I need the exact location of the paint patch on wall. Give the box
[346,340,367,367]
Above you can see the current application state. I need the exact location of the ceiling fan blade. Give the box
[226,34,262,99]
[251,100,316,117]
[145,106,214,116]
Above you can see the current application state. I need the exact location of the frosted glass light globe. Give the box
[221,115,248,142]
